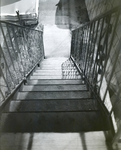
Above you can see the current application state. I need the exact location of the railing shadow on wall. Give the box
[70,6,121,148]
[0,20,44,107]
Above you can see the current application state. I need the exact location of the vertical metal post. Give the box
[90,18,104,86]
[112,121,121,149]
[84,23,93,75]
[110,86,121,114]
[88,20,100,79]
[0,45,15,88]
[85,22,96,78]
[102,37,121,102]
[0,65,11,93]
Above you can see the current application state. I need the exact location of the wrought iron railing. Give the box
[0,20,44,105]
[70,6,121,145]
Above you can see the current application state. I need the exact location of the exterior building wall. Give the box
[85,0,121,133]
[85,0,121,89]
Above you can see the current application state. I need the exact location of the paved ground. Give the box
[43,25,71,58]
[0,132,109,150]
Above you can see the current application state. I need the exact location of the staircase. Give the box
[0,57,110,133]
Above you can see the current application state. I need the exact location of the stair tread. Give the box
[0,112,110,132]
[0,57,110,133]
[27,79,84,85]
[16,91,90,100]
[33,72,62,75]
[22,84,87,91]
[30,76,81,79]
[35,70,62,72]
[37,68,62,70]
[4,99,98,112]
[30,76,64,79]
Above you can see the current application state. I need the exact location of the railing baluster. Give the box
[82,27,87,70]
[11,25,25,77]
[16,27,28,75]
[90,18,105,86]
[0,45,15,88]
[0,23,18,84]
[98,10,120,94]
[24,28,33,68]
[19,27,31,74]
[9,25,23,80]
[0,65,11,94]
[110,86,121,115]
[85,22,96,79]
[6,24,23,81]
[0,19,44,103]
[84,23,93,74]
[88,20,100,81]
[0,88,5,101]
[102,37,121,103]
[71,32,74,57]
[70,6,121,140]
[74,31,78,60]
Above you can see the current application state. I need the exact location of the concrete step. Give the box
[0,111,110,132]
[33,72,62,76]
[35,70,62,73]
[40,61,64,64]
[16,91,90,100]
[27,79,83,85]
[41,58,68,62]
[30,76,81,79]
[22,84,87,91]
[39,64,62,67]
[37,67,61,70]
[30,75,62,79]
[4,99,97,112]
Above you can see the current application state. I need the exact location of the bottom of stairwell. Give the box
[0,132,111,150]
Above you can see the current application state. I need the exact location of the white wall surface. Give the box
[0,0,39,15]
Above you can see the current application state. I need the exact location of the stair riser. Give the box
[16,91,90,100]
[1,112,109,132]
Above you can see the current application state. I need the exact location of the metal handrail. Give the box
[70,6,121,145]
[0,20,43,32]
[0,20,44,106]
